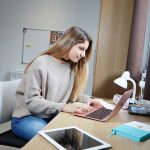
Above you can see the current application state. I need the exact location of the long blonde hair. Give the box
[25,26,93,102]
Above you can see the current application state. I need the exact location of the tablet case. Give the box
[108,121,150,142]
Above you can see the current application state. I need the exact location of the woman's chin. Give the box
[70,59,79,63]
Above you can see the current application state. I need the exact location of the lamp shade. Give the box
[114,77,127,89]
[114,71,136,101]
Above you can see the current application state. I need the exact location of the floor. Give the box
[0,122,19,150]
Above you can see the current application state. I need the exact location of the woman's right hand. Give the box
[62,102,93,114]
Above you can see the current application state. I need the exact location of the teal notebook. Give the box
[108,121,150,142]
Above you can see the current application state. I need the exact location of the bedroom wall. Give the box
[0,0,100,95]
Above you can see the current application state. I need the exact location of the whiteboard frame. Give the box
[21,28,51,64]
[21,28,64,64]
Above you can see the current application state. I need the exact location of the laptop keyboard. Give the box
[86,107,112,120]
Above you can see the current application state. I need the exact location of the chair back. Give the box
[0,79,21,124]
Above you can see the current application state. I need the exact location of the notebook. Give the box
[74,89,133,122]
[108,121,150,142]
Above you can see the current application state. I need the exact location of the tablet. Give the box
[39,126,111,150]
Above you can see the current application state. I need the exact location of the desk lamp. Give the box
[114,71,137,104]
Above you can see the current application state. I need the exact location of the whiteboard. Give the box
[22,28,50,64]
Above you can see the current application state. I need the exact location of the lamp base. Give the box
[129,98,138,104]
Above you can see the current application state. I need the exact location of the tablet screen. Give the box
[39,126,111,150]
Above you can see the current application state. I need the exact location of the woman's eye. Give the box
[79,47,85,51]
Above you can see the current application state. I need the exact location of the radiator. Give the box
[10,70,24,80]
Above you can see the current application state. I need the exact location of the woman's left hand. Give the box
[87,98,102,107]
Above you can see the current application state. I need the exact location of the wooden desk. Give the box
[22,111,150,150]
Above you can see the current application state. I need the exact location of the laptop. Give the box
[74,89,133,122]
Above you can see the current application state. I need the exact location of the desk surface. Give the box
[21,110,150,150]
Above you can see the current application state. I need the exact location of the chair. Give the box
[0,79,28,148]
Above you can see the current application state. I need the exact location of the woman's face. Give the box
[68,41,89,63]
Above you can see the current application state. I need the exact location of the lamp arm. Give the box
[128,78,136,100]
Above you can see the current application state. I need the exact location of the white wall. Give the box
[0,0,100,95]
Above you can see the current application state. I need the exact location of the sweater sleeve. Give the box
[24,60,66,116]
[76,94,91,104]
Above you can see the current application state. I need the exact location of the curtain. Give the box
[126,0,149,82]
[144,50,150,100]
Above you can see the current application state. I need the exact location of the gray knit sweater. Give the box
[12,55,90,118]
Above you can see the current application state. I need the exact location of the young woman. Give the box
[11,26,100,140]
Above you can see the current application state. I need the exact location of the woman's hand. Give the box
[87,98,102,107]
[62,102,93,113]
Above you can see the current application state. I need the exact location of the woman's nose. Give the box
[81,51,85,57]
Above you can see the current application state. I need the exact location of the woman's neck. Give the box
[60,58,69,63]
[51,56,69,64]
